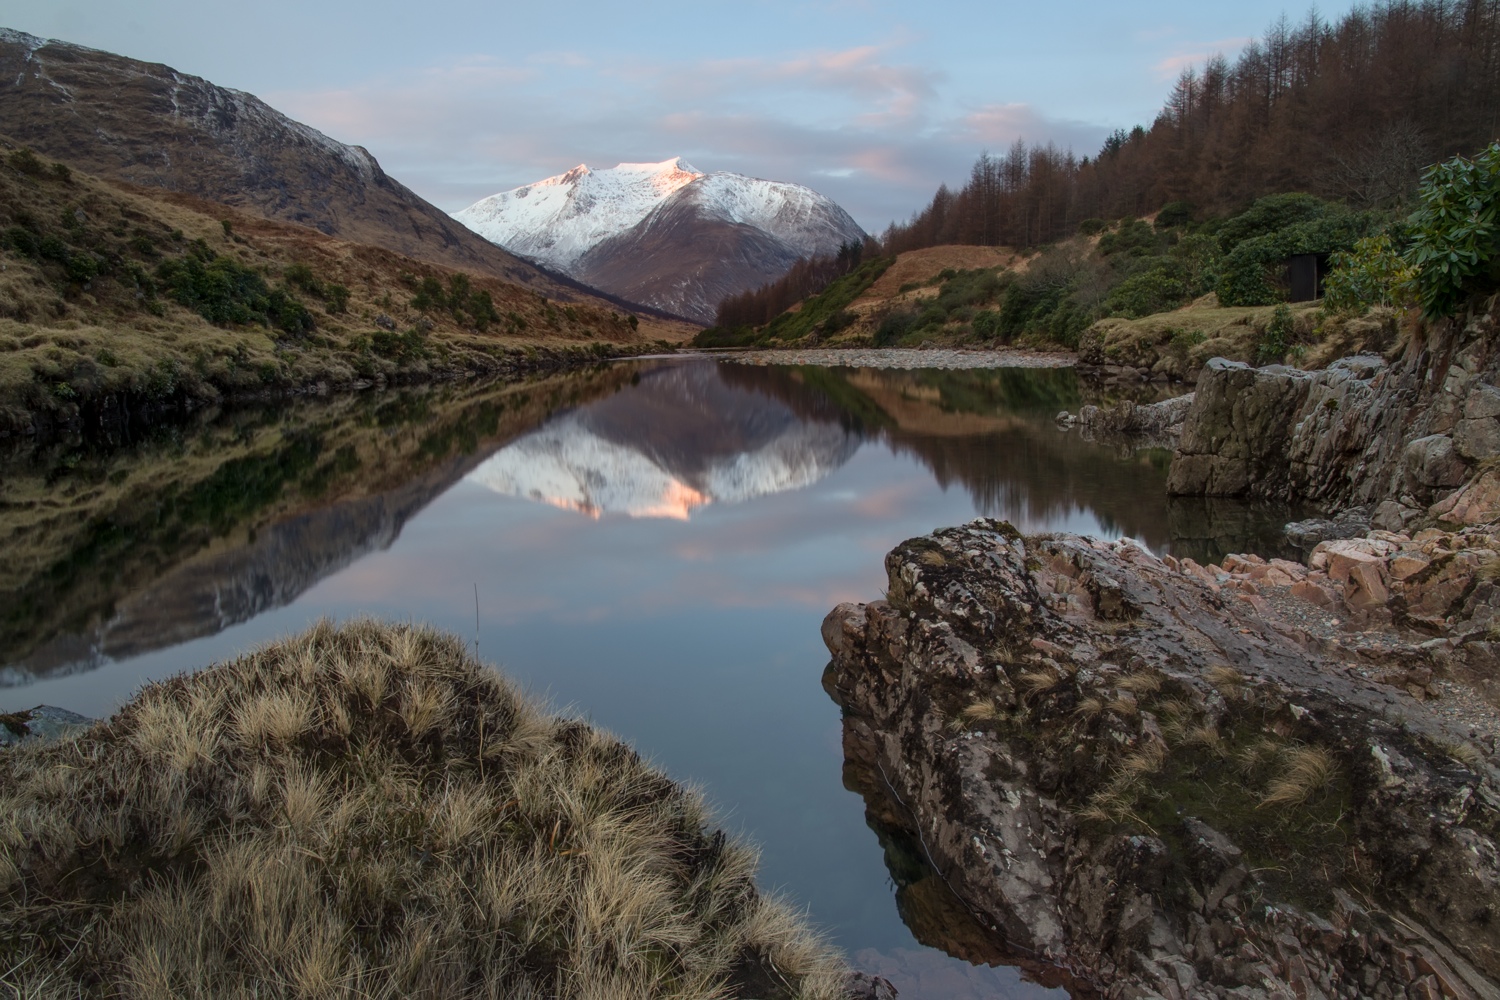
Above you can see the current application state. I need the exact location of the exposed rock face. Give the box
[1059,394,1194,451]
[823,519,1500,999]
[1169,298,1500,506]
[0,28,565,289]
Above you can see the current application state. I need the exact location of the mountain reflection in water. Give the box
[469,364,862,519]
[0,358,1302,1000]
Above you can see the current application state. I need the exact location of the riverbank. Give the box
[0,618,859,999]
[717,347,1073,370]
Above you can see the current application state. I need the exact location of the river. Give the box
[0,357,1293,999]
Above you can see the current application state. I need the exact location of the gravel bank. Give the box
[711,348,1075,370]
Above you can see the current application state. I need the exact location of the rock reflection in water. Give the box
[837,738,1081,1000]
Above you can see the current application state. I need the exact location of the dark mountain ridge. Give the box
[0,28,584,296]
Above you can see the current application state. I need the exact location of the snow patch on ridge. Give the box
[454,158,703,269]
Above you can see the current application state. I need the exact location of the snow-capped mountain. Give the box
[454,159,867,323]
[467,362,862,519]
[455,158,703,270]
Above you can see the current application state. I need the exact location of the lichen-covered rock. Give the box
[1170,297,1500,507]
[824,519,1500,999]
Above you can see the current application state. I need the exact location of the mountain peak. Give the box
[454,158,707,270]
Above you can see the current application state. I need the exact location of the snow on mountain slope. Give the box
[454,158,867,322]
[453,158,702,270]
[668,173,864,259]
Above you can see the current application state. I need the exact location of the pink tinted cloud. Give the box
[1152,37,1254,79]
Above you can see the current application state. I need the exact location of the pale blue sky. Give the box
[8,0,1356,231]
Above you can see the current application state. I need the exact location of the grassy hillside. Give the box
[0,141,688,433]
[0,618,847,999]
[697,193,1402,374]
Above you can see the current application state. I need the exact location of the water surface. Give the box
[0,359,1292,998]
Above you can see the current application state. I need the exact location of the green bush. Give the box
[1323,234,1415,313]
[1257,304,1295,363]
[873,309,919,346]
[1404,141,1500,318]
[1155,201,1196,229]
[157,251,314,336]
[1077,218,1107,236]
[1213,193,1332,251]
[8,148,44,177]
[1097,218,1160,257]
[1106,267,1190,318]
[1218,209,1379,306]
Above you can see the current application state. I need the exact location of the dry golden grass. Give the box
[1016,668,1063,699]
[1260,746,1339,808]
[949,700,1003,732]
[1115,671,1163,696]
[0,619,846,1000]
[1207,665,1247,694]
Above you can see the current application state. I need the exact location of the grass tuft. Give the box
[0,618,846,999]
[1260,745,1339,808]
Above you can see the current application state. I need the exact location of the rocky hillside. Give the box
[456,159,867,323]
[1167,295,1500,523]
[0,27,605,299]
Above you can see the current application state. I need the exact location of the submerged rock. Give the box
[823,519,1500,998]
[0,705,93,746]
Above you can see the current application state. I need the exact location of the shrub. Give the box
[157,251,315,336]
[1155,201,1196,229]
[1078,218,1107,236]
[1097,218,1160,257]
[8,147,44,176]
[1404,140,1500,318]
[1323,234,1416,313]
[1257,304,1296,363]
[1218,209,1380,306]
[873,309,919,346]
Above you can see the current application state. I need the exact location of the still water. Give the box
[0,359,1289,998]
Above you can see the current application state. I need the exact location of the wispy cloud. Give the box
[269,40,1108,233]
[1152,37,1255,79]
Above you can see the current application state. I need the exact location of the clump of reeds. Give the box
[0,618,847,1000]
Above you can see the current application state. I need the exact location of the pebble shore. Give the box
[709,348,1075,370]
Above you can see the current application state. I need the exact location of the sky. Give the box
[7,0,1359,233]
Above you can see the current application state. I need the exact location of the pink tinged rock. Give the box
[1030,637,1068,659]
[1345,561,1391,609]
[1264,568,1295,587]
[1389,554,1431,581]
[1291,580,1335,607]
[1269,558,1308,581]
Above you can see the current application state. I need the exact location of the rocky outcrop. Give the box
[1168,298,1500,506]
[823,519,1500,999]
[1058,394,1195,450]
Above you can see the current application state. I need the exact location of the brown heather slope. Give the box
[0,141,690,434]
[0,26,661,320]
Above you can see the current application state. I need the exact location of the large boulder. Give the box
[824,519,1500,999]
